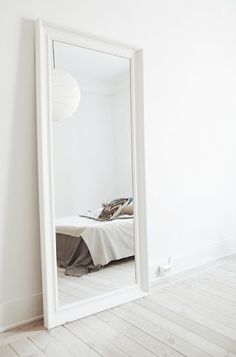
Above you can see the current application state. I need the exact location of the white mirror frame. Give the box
[35,18,149,329]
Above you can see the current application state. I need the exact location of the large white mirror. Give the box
[36,19,149,328]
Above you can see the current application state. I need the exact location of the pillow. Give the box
[98,198,131,220]
[121,203,134,215]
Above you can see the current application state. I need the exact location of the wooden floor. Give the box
[58,259,136,306]
[1,255,236,356]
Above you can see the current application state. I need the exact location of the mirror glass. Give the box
[51,41,135,307]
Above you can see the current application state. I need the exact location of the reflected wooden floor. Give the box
[1,255,236,356]
[58,259,136,306]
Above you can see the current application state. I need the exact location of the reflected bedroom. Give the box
[51,41,136,307]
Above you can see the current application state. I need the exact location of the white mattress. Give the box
[55,216,134,266]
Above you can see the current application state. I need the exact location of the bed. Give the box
[56,215,134,277]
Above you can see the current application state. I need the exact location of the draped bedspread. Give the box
[56,216,134,275]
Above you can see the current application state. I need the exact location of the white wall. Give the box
[112,88,133,198]
[53,89,117,217]
[1,0,236,330]
[53,83,132,217]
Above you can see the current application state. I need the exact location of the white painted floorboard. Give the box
[1,255,236,356]
[58,259,136,306]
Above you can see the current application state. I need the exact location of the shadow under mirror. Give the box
[51,41,136,307]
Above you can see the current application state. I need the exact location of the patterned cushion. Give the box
[98,198,131,220]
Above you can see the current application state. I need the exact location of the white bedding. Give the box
[55,216,134,266]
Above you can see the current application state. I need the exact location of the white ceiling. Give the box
[54,41,130,84]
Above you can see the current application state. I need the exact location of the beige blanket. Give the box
[56,216,134,266]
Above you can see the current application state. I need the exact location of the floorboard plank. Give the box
[10,337,46,356]
[111,304,210,356]
[81,314,155,357]
[170,281,236,316]
[151,288,236,330]
[48,326,101,357]
[29,330,74,357]
[97,310,185,357]
[0,345,19,357]
[66,319,128,357]
[188,278,236,304]
[135,298,236,356]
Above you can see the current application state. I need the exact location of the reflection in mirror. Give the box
[51,41,136,307]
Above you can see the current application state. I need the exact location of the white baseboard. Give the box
[0,293,43,333]
[149,237,236,285]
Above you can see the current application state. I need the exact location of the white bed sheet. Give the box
[55,216,134,266]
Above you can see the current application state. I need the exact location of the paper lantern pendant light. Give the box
[51,70,80,121]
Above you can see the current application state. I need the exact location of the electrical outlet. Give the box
[157,256,172,277]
